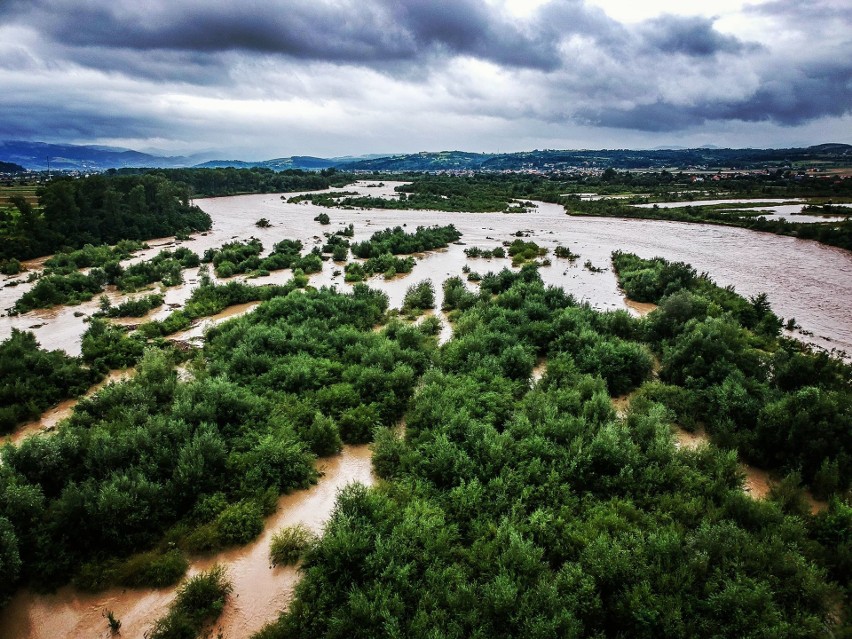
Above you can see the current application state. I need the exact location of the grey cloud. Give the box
[640,15,748,56]
[0,101,169,141]
[5,0,584,71]
[0,0,850,148]
[577,60,852,131]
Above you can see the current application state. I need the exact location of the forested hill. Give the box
[0,161,25,174]
[338,145,852,172]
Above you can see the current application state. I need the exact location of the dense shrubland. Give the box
[12,247,200,313]
[257,264,849,639]
[0,330,100,433]
[0,284,438,603]
[612,252,852,496]
[1,244,850,636]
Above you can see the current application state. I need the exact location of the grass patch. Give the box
[269,524,316,566]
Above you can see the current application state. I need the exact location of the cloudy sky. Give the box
[1,0,850,158]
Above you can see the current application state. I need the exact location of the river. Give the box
[1,182,850,356]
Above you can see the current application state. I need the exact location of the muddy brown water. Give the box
[0,445,373,639]
[2,182,850,357]
[3,369,135,446]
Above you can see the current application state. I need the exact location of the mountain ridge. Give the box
[2,140,849,173]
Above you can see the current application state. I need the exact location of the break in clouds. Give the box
[0,0,850,155]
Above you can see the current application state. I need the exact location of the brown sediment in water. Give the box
[624,298,658,317]
[672,426,708,450]
[672,425,827,514]
[5,368,135,446]
[167,301,262,342]
[610,394,631,417]
[0,445,374,639]
[531,359,547,383]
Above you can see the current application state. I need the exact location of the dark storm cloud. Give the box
[578,60,852,131]
[0,0,850,149]
[640,15,748,56]
[3,0,583,71]
[0,101,169,141]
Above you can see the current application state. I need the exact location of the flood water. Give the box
[0,445,373,639]
[2,182,851,357]
[0,181,849,636]
[633,198,850,223]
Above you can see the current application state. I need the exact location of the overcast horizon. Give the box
[1,0,850,158]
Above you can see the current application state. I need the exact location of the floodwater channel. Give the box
[2,182,851,357]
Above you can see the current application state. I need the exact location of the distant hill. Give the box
[0,140,202,171]
[3,140,849,173]
[0,161,25,174]
[336,144,852,172]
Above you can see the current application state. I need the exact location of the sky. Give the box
[0,0,850,159]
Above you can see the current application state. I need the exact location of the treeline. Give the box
[123,167,355,198]
[0,174,212,260]
[0,284,439,603]
[613,252,852,494]
[291,175,541,212]
[258,265,848,639]
[351,225,462,258]
[568,198,852,252]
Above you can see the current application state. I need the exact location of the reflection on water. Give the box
[0,445,373,639]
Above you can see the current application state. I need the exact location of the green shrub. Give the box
[147,565,232,639]
[269,524,316,565]
[116,548,189,588]
[215,501,264,546]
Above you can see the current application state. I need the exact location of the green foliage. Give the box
[116,247,199,291]
[1,174,212,261]
[81,319,145,371]
[215,501,265,546]
[203,238,264,277]
[401,280,435,316]
[13,269,107,313]
[554,245,580,260]
[96,293,164,318]
[613,252,852,492]
[147,565,232,639]
[351,225,462,258]
[0,516,21,605]
[252,264,847,639]
[0,329,99,433]
[115,548,189,588]
[507,238,547,265]
[314,212,331,225]
[270,524,316,565]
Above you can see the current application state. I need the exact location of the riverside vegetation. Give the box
[253,262,851,639]
[293,172,852,252]
[1,258,850,636]
[1,170,850,636]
